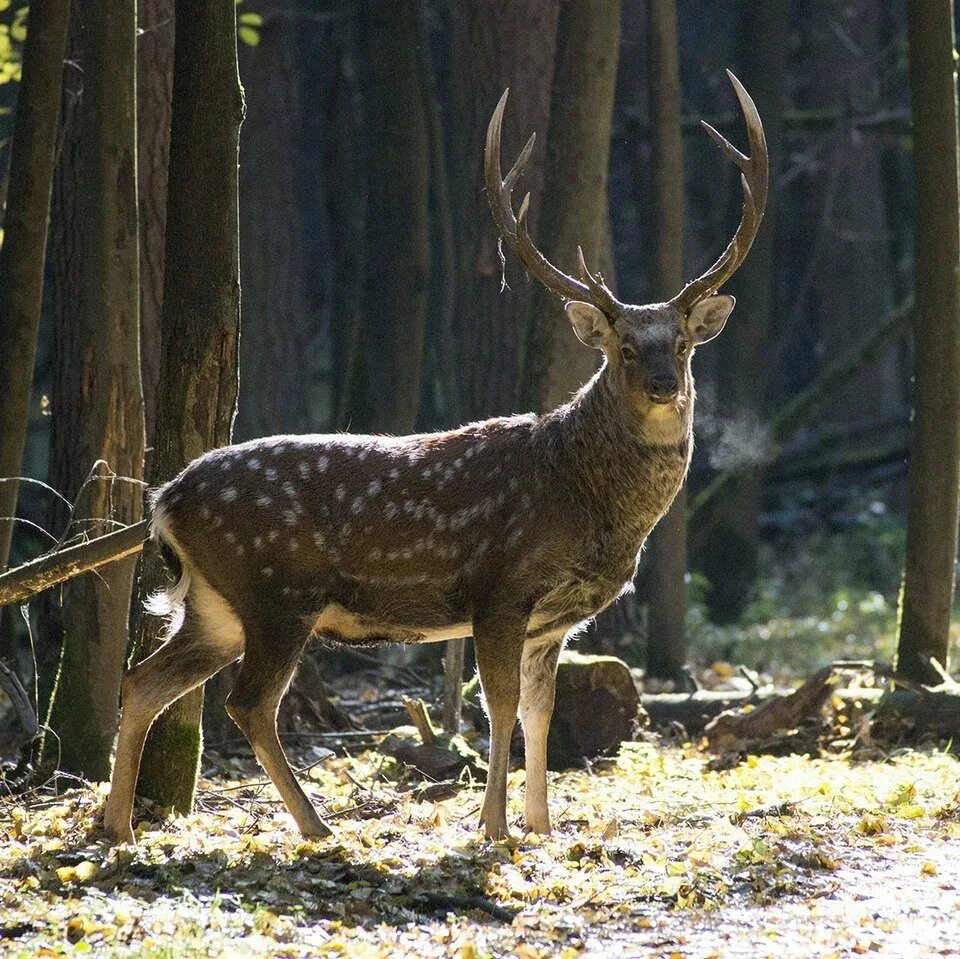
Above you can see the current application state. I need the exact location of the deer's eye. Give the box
[620,344,636,363]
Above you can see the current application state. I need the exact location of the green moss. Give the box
[136,710,202,813]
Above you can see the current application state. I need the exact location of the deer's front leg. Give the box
[474,610,525,840]
[519,635,564,834]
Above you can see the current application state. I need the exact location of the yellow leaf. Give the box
[601,818,619,841]
[459,943,478,959]
[921,861,938,876]
[74,860,99,882]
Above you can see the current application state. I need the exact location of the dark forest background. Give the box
[0,0,955,696]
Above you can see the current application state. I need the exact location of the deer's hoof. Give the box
[300,819,333,839]
[524,818,551,836]
[482,820,512,841]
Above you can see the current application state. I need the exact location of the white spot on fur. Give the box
[200,506,211,520]
[289,538,299,552]
[369,547,383,560]
[257,494,272,508]
[384,502,398,520]
[283,509,297,526]
[313,531,325,548]
[248,457,262,470]
[351,497,364,515]
[368,479,382,496]
[389,468,400,481]
[253,535,264,550]
[262,567,273,578]
[268,529,279,542]
[317,455,330,472]
[282,481,296,497]
[225,531,236,544]
[221,487,238,503]
[265,467,278,482]
[336,484,346,501]
[298,461,310,479]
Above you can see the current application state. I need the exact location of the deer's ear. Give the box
[687,295,735,345]
[565,301,610,350]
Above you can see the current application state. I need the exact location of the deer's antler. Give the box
[670,70,769,312]
[484,89,621,318]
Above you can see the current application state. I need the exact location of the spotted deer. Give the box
[103,71,767,844]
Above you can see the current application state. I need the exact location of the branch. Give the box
[0,520,149,607]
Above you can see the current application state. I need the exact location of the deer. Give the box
[102,70,767,845]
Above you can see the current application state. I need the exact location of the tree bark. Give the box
[518,0,620,412]
[643,0,687,683]
[234,0,315,441]
[354,0,430,435]
[45,0,145,781]
[694,1,787,624]
[137,0,175,445]
[449,0,560,419]
[0,0,71,569]
[135,0,244,811]
[896,0,960,684]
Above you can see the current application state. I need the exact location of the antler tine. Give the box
[671,70,769,311]
[485,89,616,311]
[577,246,620,317]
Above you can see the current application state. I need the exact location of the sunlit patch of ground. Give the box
[2,745,959,958]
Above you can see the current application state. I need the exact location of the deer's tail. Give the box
[143,487,192,628]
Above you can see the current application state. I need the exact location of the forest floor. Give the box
[1,741,959,958]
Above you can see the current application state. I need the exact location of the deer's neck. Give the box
[545,365,694,539]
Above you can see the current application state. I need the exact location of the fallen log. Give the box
[704,665,840,749]
[0,520,149,607]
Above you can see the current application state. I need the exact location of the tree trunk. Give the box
[0,0,71,569]
[135,0,244,811]
[234,0,315,441]
[45,0,145,781]
[643,0,687,683]
[693,1,787,623]
[518,0,620,412]
[450,0,560,419]
[896,0,960,684]
[137,0,175,445]
[354,0,430,435]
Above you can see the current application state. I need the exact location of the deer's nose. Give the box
[648,373,679,403]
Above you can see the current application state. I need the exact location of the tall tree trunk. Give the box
[354,0,430,435]
[896,0,960,684]
[519,0,620,412]
[693,1,787,623]
[137,0,174,445]
[450,0,560,419]
[45,0,145,780]
[234,0,315,441]
[643,0,687,683]
[0,0,71,569]
[135,0,244,811]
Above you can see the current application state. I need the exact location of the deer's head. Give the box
[485,71,768,415]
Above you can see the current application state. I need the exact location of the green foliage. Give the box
[236,2,262,47]
[0,3,28,85]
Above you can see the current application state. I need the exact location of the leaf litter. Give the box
[1,742,959,958]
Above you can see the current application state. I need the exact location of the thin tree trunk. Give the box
[135,0,244,811]
[694,0,787,623]
[643,0,687,683]
[896,0,960,684]
[0,0,71,569]
[45,0,145,780]
[353,0,430,435]
[137,0,175,446]
[519,0,620,412]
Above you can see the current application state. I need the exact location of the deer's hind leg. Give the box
[225,616,331,838]
[103,579,244,844]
